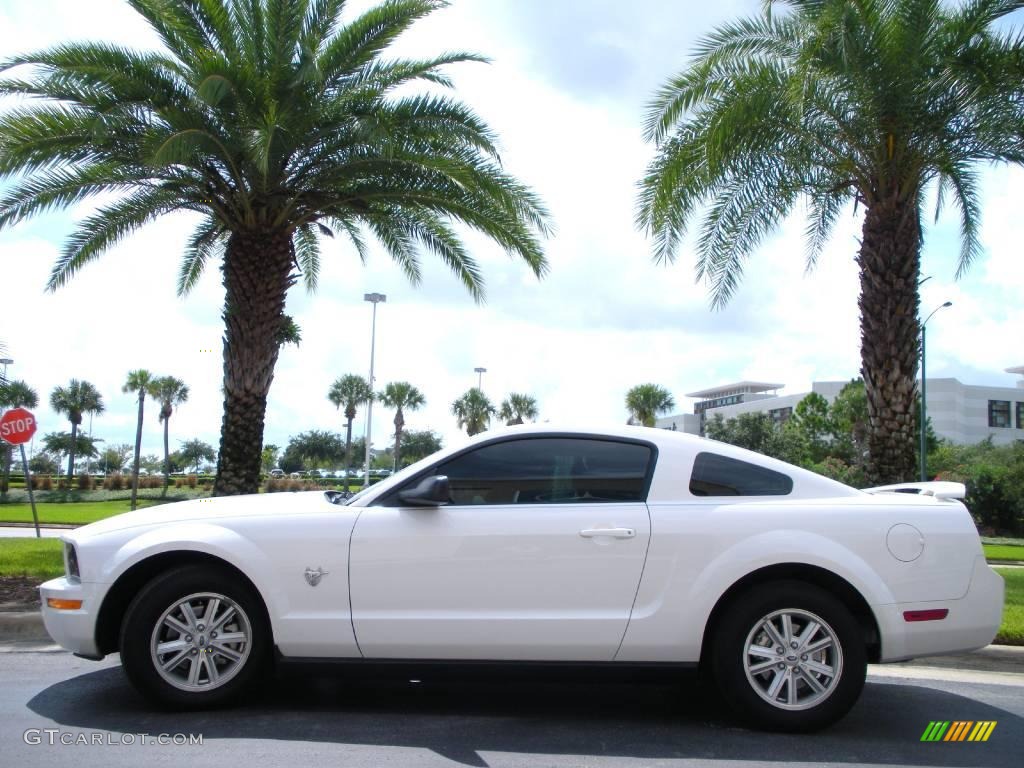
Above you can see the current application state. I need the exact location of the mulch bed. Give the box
[0,576,42,610]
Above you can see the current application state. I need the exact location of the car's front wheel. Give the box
[711,580,867,731]
[119,564,270,708]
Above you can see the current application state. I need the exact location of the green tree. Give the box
[123,369,155,509]
[101,443,133,475]
[397,429,443,467]
[0,379,38,496]
[150,375,189,496]
[49,379,104,482]
[789,392,832,463]
[0,0,551,497]
[179,439,216,475]
[284,430,345,471]
[452,388,496,437]
[499,393,539,425]
[378,382,426,471]
[638,0,1024,483]
[328,375,374,493]
[625,383,675,427]
[29,452,58,475]
[42,431,100,473]
[261,444,280,474]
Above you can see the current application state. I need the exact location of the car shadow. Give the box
[27,665,1023,767]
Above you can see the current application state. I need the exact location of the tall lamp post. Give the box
[363,293,386,487]
[920,301,952,481]
[474,367,487,390]
[0,357,12,383]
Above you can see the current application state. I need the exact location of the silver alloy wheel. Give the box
[150,592,252,692]
[742,608,843,711]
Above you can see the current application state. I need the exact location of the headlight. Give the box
[64,542,80,581]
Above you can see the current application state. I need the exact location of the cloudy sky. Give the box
[0,0,1022,464]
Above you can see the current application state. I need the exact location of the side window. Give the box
[431,437,653,505]
[689,452,793,496]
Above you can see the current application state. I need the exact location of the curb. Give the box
[0,522,78,529]
[0,610,51,642]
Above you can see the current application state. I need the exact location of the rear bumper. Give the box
[39,577,103,659]
[876,555,1004,662]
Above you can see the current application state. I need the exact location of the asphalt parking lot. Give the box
[1,647,1022,768]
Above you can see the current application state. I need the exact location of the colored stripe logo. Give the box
[920,721,996,742]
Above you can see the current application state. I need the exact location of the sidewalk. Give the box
[0,525,71,538]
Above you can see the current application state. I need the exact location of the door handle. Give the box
[579,527,636,539]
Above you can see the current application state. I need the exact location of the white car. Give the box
[40,425,1003,730]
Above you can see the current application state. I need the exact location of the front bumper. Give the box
[39,577,104,659]
[876,555,1005,662]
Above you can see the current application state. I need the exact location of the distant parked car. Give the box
[40,425,1003,730]
[269,469,284,478]
[288,472,301,479]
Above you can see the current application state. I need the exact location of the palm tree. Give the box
[499,393,539,425]
[452,388,496,437]
[328,375,373,494]
[0,379,38,496]
[49,379,104,483]
[637,0,1024,483]
[625,384,675,428]
[123,370,155,510]
[378,382,426,471]
[0,0,551,497]
[151,376,190,497]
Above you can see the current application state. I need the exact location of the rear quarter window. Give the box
[689,451,793,496]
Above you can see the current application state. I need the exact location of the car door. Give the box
[349,435,655,661]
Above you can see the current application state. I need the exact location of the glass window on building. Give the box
[1017,402,1024,429]
[988,400,1011,428]
[769,407,793,426]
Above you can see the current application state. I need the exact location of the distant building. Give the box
[657,367,1024,446]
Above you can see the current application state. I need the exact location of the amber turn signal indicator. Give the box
[46,598,82,610]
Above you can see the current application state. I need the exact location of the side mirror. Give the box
[398,475,450,507]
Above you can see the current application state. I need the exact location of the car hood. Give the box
[69,491,330,542]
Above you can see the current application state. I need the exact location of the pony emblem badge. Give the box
[304,566,329,587]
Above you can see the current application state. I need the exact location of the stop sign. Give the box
[0,407,38,445]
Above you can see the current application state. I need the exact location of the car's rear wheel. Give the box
[119,564,270,708]
[711,580,866,731]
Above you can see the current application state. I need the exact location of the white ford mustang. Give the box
[40,425,1003,730]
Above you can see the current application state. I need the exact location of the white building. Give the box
[657,367,1024,446]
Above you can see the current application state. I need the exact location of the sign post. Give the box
[0,407,40,538]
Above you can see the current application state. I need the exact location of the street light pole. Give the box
[363,293,386,487]
[0,358,12,382]
[920,301,952,481]
[474,367,487,390]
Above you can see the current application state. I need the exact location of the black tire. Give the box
[119,564,271,709]
[710,580,866,732]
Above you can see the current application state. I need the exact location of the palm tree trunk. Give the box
[130,392,144,510]
[393,408,404,471]
[858,196,921,485]
[344,417,353,494]
[213,232,295,496]
[162,417,170,498]
[67,421,78,484]
[1,445,11,497]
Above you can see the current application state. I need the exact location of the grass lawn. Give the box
[994,567,1024,646]
[983,544,1024,562]
[0,538,64,578]
[0,500,158,525]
